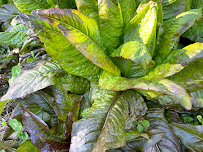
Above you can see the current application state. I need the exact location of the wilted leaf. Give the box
[36,8,120,76]
[70,84,129,152]
[0,4,22,22]
[13,0,51,14]
[16,13,102,81]
[98,0,136,53]
[155,9,202,60]
[170,123,203,151]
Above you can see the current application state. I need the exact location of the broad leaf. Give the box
[16,13,102,81]
[190,90,203,109]
[0,24,37,48]
[16,140,39,152]
[58,0,76,9]
[143,106,182,151]
[162,0,188,20]
[170,123,203,151]
[0,4,22,22]
[99,71,192,110]
[155,9,202,61]
[111,41,152,70]
[36,8,120,76]
[124,1,157,53]
[183,19,203,42]
[12,91,58,125]
[1,60,62,101]
[169,58,203,92]
[143,42,203,80]
[98,0,136,53]
[52,86,82,121]
[53,71,90,95]
[70,84,129,152]
[75,0,99,21]
[13,0,51,14]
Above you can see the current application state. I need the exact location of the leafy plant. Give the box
[0,0,202,151]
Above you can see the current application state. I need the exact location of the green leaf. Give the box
[144,106,182,151]
[183,19,203,42]
[0,24,37,48]
[1,60,62,101]
[169,58,203,92]
[99,71,192,110]
[124,1,157,53]
[8,119,22,132]
[53,71,90,95]
[36,9,120,76]
[155,9,202,60]
[142,120,150,128]
[58,0,76,9]
[98,0,136,53]
[13,0,51,14]
[70,84,129,152]
[16,140,39,152]
[170,123,203,151]
[0,4,22,22]
[16,13,102,81]
[9,65,22,85]
[162,0,188,20]
[75,0,98,21]
[143,42,203,80]
[111,41,152,70]
[137,124,143,132]
[126,130,150,141]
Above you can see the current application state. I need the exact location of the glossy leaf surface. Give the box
[70,84,129,152]
[170,123,203,151]
[36,9,120,76]
[155,9,202,60]
[16,13,102,81]
[1,60,62,101]
[99,71,192,110]
[98,0,136,53]
[13,0,51,14]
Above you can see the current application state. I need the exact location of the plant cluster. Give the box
[0,0,203,151]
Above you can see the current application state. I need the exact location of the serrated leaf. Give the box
[0,24,37,48]
[75,0,99,21]
[124,1,157,53]
[13,0,51,14]
[111,41,152,70]
[99,71,192,110]
[36,8,120,76]
[0,4,22,22]
[98,0,136,53]
[16,14,102,81]
[70,84,129,152]
[144,106,182,152]
[155,9,202,61]
[169,58,203,92]
[170,123,203,151]
[1,60,62,101]
[143,42,203,80]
